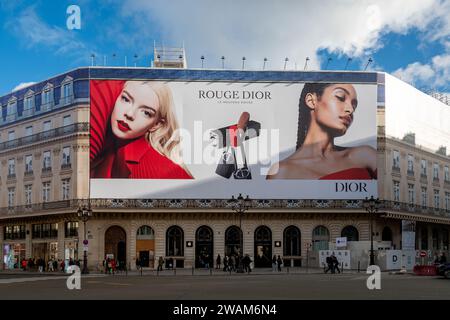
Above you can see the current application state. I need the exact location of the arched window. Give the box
[312,226,329,251]
[283,226,301,256]
[225,226,242,257]
[341,226,359,242]
[196,226,213,242]
[166,226,184,256]
[136,225,154,240]
[382,226,393,242]
[255,226,271,242]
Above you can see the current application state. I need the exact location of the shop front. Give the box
[3,243,26,269]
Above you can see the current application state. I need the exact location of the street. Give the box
[0,269,449,300]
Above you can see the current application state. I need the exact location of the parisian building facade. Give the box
[0,67,449,272]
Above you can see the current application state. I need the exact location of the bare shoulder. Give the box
[267,160,294,179]
[346,145,377,169]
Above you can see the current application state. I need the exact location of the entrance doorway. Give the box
[105,226,127,270]
[136,225,155,268]
[195,226,213,268]
[254,226,272,268]
[225,226,242,258]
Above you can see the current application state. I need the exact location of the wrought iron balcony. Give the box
[0,123,89,153]
[1,198,449,220]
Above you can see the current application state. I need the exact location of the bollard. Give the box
[192,266,194,276]
[174,268,176,276]
[341,262,344,274]
[157,268,159,276]
[210,267,213,276]
[287,267,289,274]
[358,261,360,273]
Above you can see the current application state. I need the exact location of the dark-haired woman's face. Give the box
[313,84,358,136]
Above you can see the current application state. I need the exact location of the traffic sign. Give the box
[420,251,427,257]
[83,239,88,245]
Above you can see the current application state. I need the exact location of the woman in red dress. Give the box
[90,80,192,179]
[267,83,376,180]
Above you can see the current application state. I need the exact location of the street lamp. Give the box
[77,201,93,274]
[230,194,251,273]
[363,196,380,266]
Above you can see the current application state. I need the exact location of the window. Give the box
[63,115,72,127]
[23,94,34,116]
[25,185,32,205]
[393,180,400,201]
[8,187,15,208]
[341,226,359,241]
[392,150,400,169]
[43,151,51,170]
[4,225,25,240]
[62,146,71,166]
[8,159,15,176]
[445,166,450,182]
[433,163,439,180]
[434,190,440,208]
[421,159,427,176]
[166,226,184,256]
[312,226,330,251]
[8,131,15,141]
[43,120,52,131]
[33,223,58,239]
[25,155,33,173]
[62,178,70,200]
[407,154,414,174]
[42,182,51,202]
[62,82,73,105]
[445,192,450,211]
[408,184,415,204]
[421,187,427,207]
[41,87,54,109]
[25,126,33,136]
[6,100,17,121]
[65,221,78,238]
[283,226,301,257]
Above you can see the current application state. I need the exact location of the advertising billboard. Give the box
[90,79,377,199]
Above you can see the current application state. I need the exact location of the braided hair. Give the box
[295,83,334,150]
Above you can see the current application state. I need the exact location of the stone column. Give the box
[26,223,32,259]
[0,227,4,270]
[57,220,65,261]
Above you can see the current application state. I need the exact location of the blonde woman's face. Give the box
[314,84,358,136]
[111,82,163,140]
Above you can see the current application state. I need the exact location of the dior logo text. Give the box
[335,182,368,192]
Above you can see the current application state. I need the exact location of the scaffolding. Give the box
[153,43,186,69]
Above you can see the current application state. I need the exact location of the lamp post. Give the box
[363,196,380,266]
[230,194,251,273]
[77,201,93,274]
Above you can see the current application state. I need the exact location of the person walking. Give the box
[324,255,333,273]
[157,256,164,272]
[216,254,222,270]
[277,255,283,272]
[331,254,340,274]
[272,255,277,272]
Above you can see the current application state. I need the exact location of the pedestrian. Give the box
[324,256,333,273]
[157,256,164,272]
[223,255,229,272]
[272,255,277,272]
[331,254,340,274]
[216,254,221,270]
[21,259,27,271]
[440,252,447,264]
[277,255,283,272]
[136,257,141,272]
[204,254,210,269]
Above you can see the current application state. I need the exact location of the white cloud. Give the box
[8,7,93,62]
[393,54,450,89]
[12,82,36,92]
[120,0,447,70]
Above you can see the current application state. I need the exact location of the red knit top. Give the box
[89,80,192,179]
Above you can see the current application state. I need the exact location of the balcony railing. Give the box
[1,199,450,220]
[0,123,89,153]
[61,163,72,170]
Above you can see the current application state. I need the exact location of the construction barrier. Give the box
[413,265,438,276]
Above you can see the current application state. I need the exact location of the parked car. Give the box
[437,263,450,279]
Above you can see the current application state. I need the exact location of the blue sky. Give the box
[0,0,449,95]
